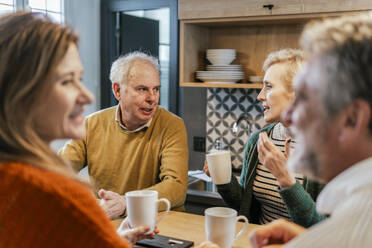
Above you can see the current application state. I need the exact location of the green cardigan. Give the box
[217,123,325,227]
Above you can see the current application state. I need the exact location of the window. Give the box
[0,0,15,14]
[0,0,64,24]
[29,0,64,23]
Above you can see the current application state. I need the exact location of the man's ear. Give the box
[338,99,371,141]
[112,82,121,101]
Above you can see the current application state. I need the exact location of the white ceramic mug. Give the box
[206,150,232,185]
[205,207,248,248]
[125,190,170,233]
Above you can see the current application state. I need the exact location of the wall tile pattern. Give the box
[206,88,266,170]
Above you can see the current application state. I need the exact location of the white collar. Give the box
[272,122,293,140]
[115,104,152,132]
[316,156,372,214]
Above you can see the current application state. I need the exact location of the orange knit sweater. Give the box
[0,162,129,248]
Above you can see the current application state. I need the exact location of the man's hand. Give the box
[257,132,296,188]
[117,218,159,245]
[249,219,307,248]
[98,189,126,219]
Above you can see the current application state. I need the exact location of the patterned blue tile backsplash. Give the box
[206,88,266,170]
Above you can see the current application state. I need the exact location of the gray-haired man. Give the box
[59,52,188,219]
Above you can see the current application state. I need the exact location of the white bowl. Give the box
[206,55,236,59]
[207,56,235,65]
[196,71,243,74]
[207,49,236,53]
[207,52,236,56]
[206,65,241,71]
[207,65,241,67]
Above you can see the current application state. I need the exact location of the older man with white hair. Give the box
[249,12,372,248]
[59,51,188,219]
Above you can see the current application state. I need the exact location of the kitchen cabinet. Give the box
[179,15,304,89]
[179,7,372,89]
[179,0,372,20]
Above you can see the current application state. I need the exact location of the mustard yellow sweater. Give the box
[59,106,188,210]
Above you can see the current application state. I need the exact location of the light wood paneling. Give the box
[180,20,303,85]
[180,23,210,82]
[179,8,371,88]
[179,0,273,20]
[209,23,303,77]
[179,0,372,20]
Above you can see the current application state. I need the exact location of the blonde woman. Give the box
[0,12,154,247]
[204,49,324,227]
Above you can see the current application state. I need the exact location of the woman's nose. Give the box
[257,88,265,101]
[80,84,95,104]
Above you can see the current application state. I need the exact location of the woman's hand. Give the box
[203,160,211,177]
[117,218,159,245]
[249,219,307,248]
[257,132,296,188]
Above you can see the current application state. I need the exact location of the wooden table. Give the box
[111,211,259,247]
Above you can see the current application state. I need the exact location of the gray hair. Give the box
[109,51,159,86]
[300,12,372,131]
[262,48,304,90]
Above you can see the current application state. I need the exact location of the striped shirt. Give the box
[252,123,304,224]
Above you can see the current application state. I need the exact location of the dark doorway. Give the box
[120,13,159,57]
[101,0,178,114]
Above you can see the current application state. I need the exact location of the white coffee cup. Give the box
[206,150,232,185]
[205,207,248,248]
[125,190,170,233]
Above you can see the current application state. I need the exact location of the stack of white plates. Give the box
[206,49,236,65]
[196,71,244,83]
[196,49,244,84]
[206,65,241,71]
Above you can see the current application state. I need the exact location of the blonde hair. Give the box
[262,48,304,90]
[0,12,81,181]
[299,12,372,130]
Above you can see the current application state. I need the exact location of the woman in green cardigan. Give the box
[204,49,324,227]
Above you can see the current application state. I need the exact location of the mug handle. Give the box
[234,215,249,241]
[155,198,170,224]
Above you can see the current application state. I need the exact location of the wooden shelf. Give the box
[179,8,372,89]
[180,82,262,89]
[179,17,303,89]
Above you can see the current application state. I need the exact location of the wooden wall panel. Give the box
[181,23,303,84]
[179,0,372,20]
[181,24,210,82]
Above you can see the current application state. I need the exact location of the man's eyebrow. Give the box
[134,84,161,88]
